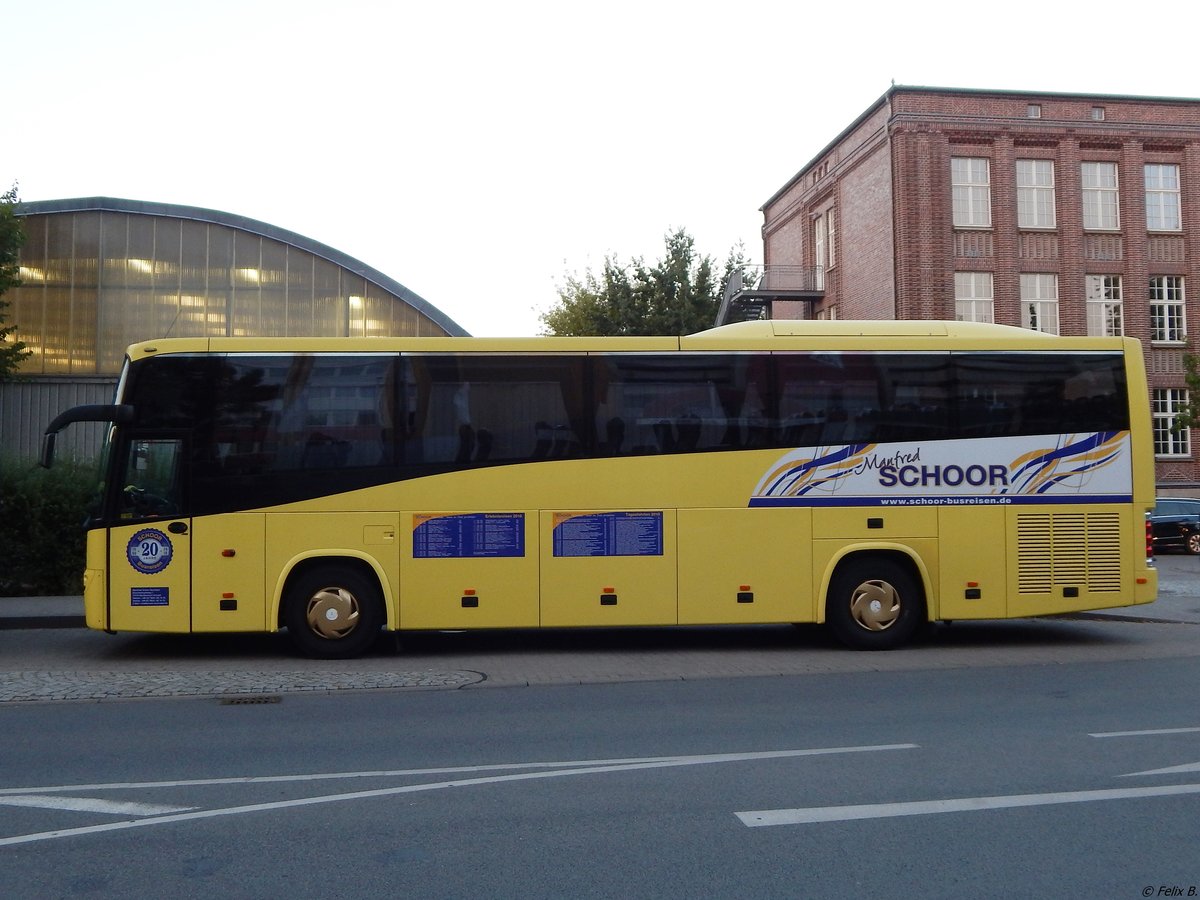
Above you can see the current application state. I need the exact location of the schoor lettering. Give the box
[878,464,1008,488]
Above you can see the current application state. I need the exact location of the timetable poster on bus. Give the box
[552,512,664,557]
[412,513,525,558]
[750,431,1132,507]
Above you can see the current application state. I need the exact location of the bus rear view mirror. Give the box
[38,432,56,470]
[40,404,134,468]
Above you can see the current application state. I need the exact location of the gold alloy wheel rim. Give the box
[304,587,361,640]
[848,579,901,631]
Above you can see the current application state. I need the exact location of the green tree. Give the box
[541,228,750,336]
[0,184,31,380]
[1171,343,1200,436]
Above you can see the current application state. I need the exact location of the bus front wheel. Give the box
[825,557,925,651]
[284,565,384,659]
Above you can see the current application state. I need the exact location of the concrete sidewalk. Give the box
[0,595,85,629]
[1064,589,1200,625]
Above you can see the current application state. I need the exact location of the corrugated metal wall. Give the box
[0,378,119,463]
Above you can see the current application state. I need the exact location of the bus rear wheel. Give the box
[284,565,384,659]
[826,557,924,651]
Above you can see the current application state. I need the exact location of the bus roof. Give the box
[695,319,1045,339]
[123,319,1128,362]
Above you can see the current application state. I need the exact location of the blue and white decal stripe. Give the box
[749,432,1132,508]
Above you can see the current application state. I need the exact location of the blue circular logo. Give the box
[126,529,174,575]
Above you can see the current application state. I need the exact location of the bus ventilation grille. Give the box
[1016,512,1122,594]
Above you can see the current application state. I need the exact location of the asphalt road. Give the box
[1,657,1198,898]
[2,558,1198,897]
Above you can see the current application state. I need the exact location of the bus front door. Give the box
[106,437,192,633]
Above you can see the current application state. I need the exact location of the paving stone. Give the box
[0,669,481,703]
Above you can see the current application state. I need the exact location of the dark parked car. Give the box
[1150,497,1200,554]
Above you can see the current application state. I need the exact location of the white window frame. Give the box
[1150,276,1186,343]
[1153,388,1191,456]
[954,272,995,323]
[1145,164,1182,232]
[826,208,837,269]
[1020,273,1059,334]
[1085,275,1123,337]
[1016,160,1056,229]
[952,157,992,228]
[1082,162,1120,231]
[812,214,826,290]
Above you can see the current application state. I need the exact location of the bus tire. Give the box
[284,565,384,659]
[825,556,925,651]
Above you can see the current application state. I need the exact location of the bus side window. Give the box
[405,355,587,467]
[120,438,183,520]
[593,354,749,456]
[952,352,1128,438]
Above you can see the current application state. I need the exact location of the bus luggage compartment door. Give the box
[540,509,677,627]
[191,514,267,632]
[677,507,814,624]
[401,510,538,630]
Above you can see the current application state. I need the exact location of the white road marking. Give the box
[0,744,917,848]
[1122,761,1200,777]
[1083,724,1200,776]
[1089,726,1200,738]
[0,796,194,816]
[736,783,1200,827]
[0,745,917,796]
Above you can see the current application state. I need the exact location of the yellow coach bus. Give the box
[41,320,1158,658]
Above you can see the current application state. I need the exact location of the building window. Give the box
[1016,160,1056,229]
[954,272,994,323]
[1145,164,1182,231]
[1020,273,1059,334]
[826,208,837,269]
[813,214,826,289]
[952,157,992,228]
[1086,275,1123,336]
[1150,276,1186,342]
[1153,389,1190,456]
[1082,162,1120,230]
[1027,104,1042,119]
[1091,106,1105,121]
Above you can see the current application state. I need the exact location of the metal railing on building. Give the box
[716,265,825,326]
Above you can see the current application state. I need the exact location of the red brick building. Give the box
[735,85,1200,488]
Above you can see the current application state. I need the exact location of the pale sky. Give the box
[6,0,1197,336]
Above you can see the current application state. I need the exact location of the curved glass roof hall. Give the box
[13,197,468,376]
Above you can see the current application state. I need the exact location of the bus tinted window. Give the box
[592,355,769,454]
[776,353,952,445]
[130,357,221,429]
[952,352,1128,436]
[121,347,1133,518]
[402,355,587,466]
[201,355,400,476]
